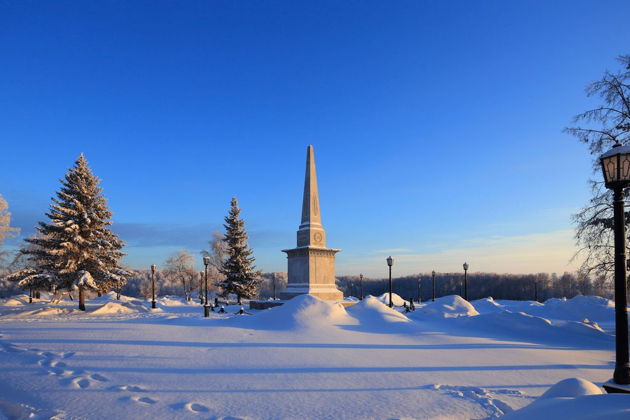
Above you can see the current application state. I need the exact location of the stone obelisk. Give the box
[280,145,343,301]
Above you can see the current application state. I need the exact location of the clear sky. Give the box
[2,1,629,277]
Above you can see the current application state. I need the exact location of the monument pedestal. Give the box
[280,246,343,301]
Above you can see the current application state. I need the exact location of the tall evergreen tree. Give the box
[218,197,261,301]
[14,154,128,310]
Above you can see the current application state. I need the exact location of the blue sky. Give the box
[1,1,629,276]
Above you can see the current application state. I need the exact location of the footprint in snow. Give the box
[72,377,91,389]
[185,403,210,413]
[112,384,147,392]
[90,374,108,382]
[131,396,158,406]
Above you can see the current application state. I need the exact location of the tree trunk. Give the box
[79,287,86,311]
[97,291,102,297]
[35,290,40,299]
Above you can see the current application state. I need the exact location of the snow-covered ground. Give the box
[0,292,628,419]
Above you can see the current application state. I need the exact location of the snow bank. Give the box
[375,292,407,307]
[1,295,30,306]
[415,295,479,318]
[90,302,150,315]
[12,307,76,317]
[499,296,615,323]
[470,297,505,314]
[502,378,630,420]
[156,296,197,306]
[539,378,603,399]
[90,292,142,305]
[234,295,356,330]
[458,310,611,346]
[346,296,410,329]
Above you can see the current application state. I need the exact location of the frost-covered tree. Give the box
[0,194,20,265]
[566,55,630,281]
[15,154,128,310]
[164,250,196,301]
[218,198,261,301]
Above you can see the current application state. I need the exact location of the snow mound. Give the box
[13,307,76,317]
[502,378,627,420]
[2,296,29,306]
[346,296,410,326]
[539,378,603,399]
[156,296,196,306]
[459,310,611,346]
[416,295,479,318]
[375,292,407,307]
[90,292,142,305]
[91,302,150,315]
[499,296,615,323]
[236,295,356,330]
[470,297,505,314]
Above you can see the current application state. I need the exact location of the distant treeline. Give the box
[0,267,614,302]
[333,272,613,302]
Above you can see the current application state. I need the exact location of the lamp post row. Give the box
[381,258,468,306]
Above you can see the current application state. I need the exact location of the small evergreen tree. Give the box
[218,197,261,301]
[14,154,128,310]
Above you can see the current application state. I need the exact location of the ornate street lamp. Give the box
[463,262,469,301]
[359,273,364,300]
[150,264,157,309]
[386,256,394,308]
[203,256,210,317]
[600,143,630,391]
[432,270,436,302]
[417,277,421,304]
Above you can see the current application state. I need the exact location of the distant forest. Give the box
[0,268,615,302]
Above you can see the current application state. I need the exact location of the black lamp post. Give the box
[386,256,394,308]
[199,271,204,304]
[534,281,538,302]
[417,277,421,304]
[359,274,364,300]
[151,264,157,309]
[463,262,469,301]
[203,256,210,317]
[272,272,276,300]
[431,270,436,302]
[600,143,630,392]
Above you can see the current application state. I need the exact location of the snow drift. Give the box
[90,301,151,315]
[457,310,611,347]
[502,378,630,420]
[234,294,356,330]
[345,296,410,331]
[414,295,479,318]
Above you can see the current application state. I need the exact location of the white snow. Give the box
[414,294,480,318]
[0,293,627,419]
[503,378,630,419]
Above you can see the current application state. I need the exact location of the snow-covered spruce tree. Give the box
[21,154,128,310]
[218,197,261,302]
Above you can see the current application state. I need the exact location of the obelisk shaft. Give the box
[297,145,326,247]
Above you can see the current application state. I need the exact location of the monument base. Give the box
[249,300,286,310]
[279,285,343,301]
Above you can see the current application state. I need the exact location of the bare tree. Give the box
[565,55,630,281]
[164,250,196,301]
[201,230,227,293]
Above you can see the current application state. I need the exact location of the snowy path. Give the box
[0,295,617,419]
